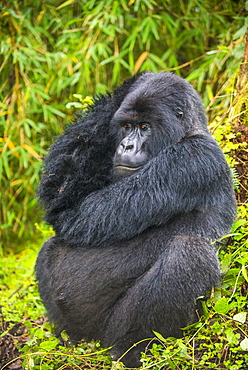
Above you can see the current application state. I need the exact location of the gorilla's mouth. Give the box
[114,165,142,172]
[114,165,142,179]
[115,164,142,171]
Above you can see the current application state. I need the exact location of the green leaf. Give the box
[224,327,239,345]
[220,253,232,273]
[233,24,248,40]
[242,266,248,282]
[231,219,247,233]
[66,102,83,109]
[214,297,230,314]
[57,0,77,10]
[40,337,60,350]
[153,330,167,342]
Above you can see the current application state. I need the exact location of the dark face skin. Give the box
[113,121,151,180]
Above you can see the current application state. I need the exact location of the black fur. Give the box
[36,72,236,368]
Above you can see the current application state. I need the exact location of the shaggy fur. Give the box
[36,72,236,368]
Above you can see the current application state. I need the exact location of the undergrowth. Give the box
[0,214,247,370]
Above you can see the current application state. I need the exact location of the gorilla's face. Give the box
[112,71,209,181]
[113,120,151,179]
[112,72,188,181]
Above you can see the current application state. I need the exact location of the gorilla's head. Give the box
[112,72,208,180]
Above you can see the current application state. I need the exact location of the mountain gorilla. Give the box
[36,72,236,368]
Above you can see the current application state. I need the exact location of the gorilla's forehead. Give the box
[130,72,189,97]
[113,98,156,124]
[119,72,191,116]
[113,108,149,123]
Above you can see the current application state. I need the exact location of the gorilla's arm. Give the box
[54,135,236,247]
[38,95,117,220]
[38,74,145,218]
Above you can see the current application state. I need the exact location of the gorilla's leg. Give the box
[36,234,163,342]
[36,234,220,368]
[103,235,220,367]
[35,237,67,334]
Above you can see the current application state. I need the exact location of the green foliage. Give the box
[0,210,247,369]
[0,4,247,368]
[0,0,247,250]
[0,247,44,323]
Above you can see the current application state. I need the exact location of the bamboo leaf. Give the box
[57,0,77,10]
[22,144,41,160]
[134,51,149,74]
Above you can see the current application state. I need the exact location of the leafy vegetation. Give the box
[0,0,247,369]
[0,0,247,250]
[0,216,247,369]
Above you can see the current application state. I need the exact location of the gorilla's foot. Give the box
[110,344,143,369]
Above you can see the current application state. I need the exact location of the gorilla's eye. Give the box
[139,123,149,131]
[122,123,132,130]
